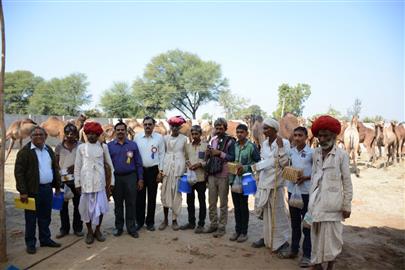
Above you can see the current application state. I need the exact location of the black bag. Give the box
[205,136,232,175]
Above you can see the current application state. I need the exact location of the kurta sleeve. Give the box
[276,140,290,168]
[340,152,353,212]
[74,146,83,188]
[158,136,166,171]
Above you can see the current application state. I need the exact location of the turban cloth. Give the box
[263,118,279,132]
[311,115,341,137]
[168,116,186,127]
[83,122,103,136]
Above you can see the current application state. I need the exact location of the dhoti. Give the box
[311,221,343,264]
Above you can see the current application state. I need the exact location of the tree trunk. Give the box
[0,0,7,262]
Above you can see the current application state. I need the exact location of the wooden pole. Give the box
[0,0,7,262]
[270,148,279,251]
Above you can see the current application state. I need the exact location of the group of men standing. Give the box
[14,114,352,270]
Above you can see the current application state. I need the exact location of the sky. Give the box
[4,0,405,121]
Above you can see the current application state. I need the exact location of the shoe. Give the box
[26,246,36,254]
[130,231,139,238]
[203,226,218,234]
[213,228,226,238]
[276,242,291,258]
[237,234,248,243]
[180,223,196,230]
[299,256,312,268]
[172,221,180,231]
[158,221,168,231]
[56,231,68,239]
[229,232,240,241]
[94,231,106,242]
[194,225,204,234]
[251,238,265,248]
[74,231,84,237]
[40,240,61,248]
[135,224,143,231]
[85,233,94,244]
[113,228,123,237]
[146,225,155,231]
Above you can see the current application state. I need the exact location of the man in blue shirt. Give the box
[285,126,313,267]
[108,122,144,238]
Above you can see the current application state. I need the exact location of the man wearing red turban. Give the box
[167,116,186,127]
[307,115,352,269]
[83,122,104,136]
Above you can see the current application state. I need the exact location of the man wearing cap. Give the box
[308,115,352,270]
[253,118,291,257]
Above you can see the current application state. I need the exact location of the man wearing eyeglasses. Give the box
[15,126,62,254]
[134,116,165,231]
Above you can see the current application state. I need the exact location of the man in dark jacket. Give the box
[15,126,62,254]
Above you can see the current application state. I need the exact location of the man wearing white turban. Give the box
[252,118,291,257]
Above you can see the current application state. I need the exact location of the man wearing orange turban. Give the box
[307,115,352,269]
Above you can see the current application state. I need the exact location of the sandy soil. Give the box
[1,149,404,270]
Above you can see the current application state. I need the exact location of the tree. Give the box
[83,108,103,118]
[100,82,140,118]
[0,0,7,261]
[28,73,91,115]
[347,98,362,118]
[235,104,268,119]
[272,83,311,119]
[362,115,384,123]
[4,70,43,114]
[218,89,249,119]
[133,49,228,119]
[201,112,213,120]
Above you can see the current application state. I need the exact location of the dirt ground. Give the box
[1,149,404,270]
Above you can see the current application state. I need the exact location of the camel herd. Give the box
[2,113,405,177]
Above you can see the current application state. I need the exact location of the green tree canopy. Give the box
[28,73,91,115]
[100,82,140,118]
[134,49,228,119]
[218,89,249,119]
[272,83,311,119]
[235,104,268,119]
[4,70,43,114]
[362,115,384,123]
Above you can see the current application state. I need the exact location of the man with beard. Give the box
[108,121,144,238]
[308,115,353,270]
[204,117,235,238]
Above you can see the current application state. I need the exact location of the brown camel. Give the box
[357,121,377,164]
[394,122,405,161]
[200,119,213,142]
[279,112,300,143]
[4,118,37,161]
[344,116,360,177]
[375,121,398,167]
[40,116,66,141]
[251,117,265,147]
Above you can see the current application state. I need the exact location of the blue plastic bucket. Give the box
[52,192,64,210]
[242,173,257,195]
[178,175,192,193]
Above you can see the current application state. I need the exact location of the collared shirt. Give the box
[185,140,208,182]
[287,144,313,194]
[230,139,261,184]
[134,132,165,170]
[108,139,143,180]
[31,143,53,184]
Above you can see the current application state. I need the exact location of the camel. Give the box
[200,119,213,142]
[40,116,65,141]
[251,117,265,148]
[375,121,398,167]
[279,112,300,143]
[336,120,348,147]
[394,122,405,161]
[344,116,360,177]
[4,118,37,161]
[155,120,168,136]
[357,121,377,164]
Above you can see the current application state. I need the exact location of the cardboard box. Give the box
[227,162,240,175]
[282,167,303,182]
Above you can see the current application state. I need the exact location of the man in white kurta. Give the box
[253,119,291,256]
[308,115,353,270]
